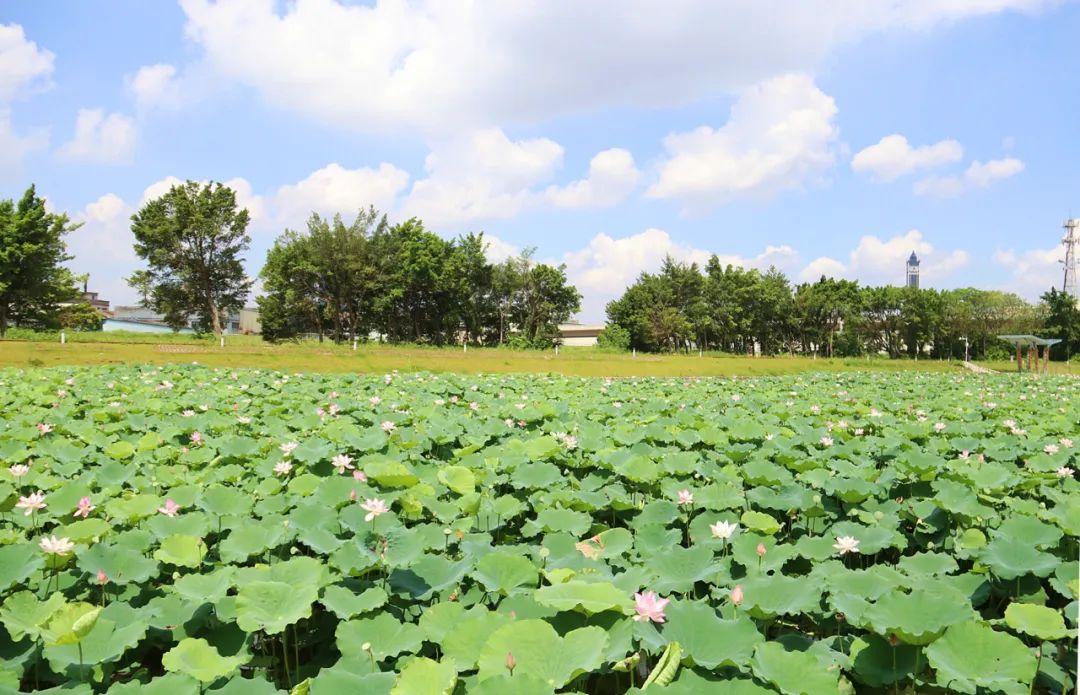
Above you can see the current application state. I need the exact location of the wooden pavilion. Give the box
[997,335,1062,374]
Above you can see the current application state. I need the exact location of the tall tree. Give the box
[0,185,81,336]
[128,181,252,334]
[1039,288,1080,361]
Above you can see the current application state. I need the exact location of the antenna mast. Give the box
[1063,219,1079,301]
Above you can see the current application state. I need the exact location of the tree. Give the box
[128,181,252,335]
[1039,288,1080,361]
[58,302,104,331]
[0,185,82,337]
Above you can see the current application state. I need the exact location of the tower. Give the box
[905,251,920,289]
[1063,219,1079,301]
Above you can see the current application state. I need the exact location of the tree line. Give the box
[257,207,581,346]
[604,256,1080,360]
[1,179,1077,359]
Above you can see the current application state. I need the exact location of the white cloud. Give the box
[851,134,963,181]
[0,108,48,175]
[0,23,53,102]
[57,108,137,165]
[563,229,712,296]
[796,229,969,284]
[273,162,410,227]
[175,0,1055,133]
[129,63,182,111]
[67,193,139,305]
[544,148,640,208]
[913,157,1024,197]
[481,234,519,264]
[401,128,563,228]
[992,246,1065,298]
[646,74,839,210]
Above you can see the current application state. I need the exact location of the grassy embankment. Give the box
[0,330,1015,376]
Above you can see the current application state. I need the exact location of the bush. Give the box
[596,324,630,352]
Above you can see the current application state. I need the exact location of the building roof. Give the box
[558,323,604,337]
[907,251,919,265]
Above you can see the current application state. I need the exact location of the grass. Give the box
[0,337,983,377]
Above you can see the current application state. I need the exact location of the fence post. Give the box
[220,336,225,348]
[60,331,65,345]
[353,338,357,351]
[632,348,636,358]
[463,340,467,353]
[555,345,559,356]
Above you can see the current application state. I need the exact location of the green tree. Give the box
[58,302,104,331]
[1039,288,1080,361]
[258,230,321,342]
[0,185,82,336]
[128,181,252,335]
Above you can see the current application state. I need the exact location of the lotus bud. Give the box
[756,543,767,557]
[97,570,107,584]
[731,584,744,606]
[505,651,516,675]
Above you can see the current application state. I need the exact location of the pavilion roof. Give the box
[997,334,1063,347]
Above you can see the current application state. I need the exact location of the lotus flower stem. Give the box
[282,631,292,687]
[293,624,300,681]
[78,642,84,681]
[1027,647,1041,695]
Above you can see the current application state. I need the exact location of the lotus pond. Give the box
[0,365,1076,694]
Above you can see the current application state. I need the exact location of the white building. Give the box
[557,323,604,347]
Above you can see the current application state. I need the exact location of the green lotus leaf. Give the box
[465,674,554,695]
[104,440,135,460]
[43,603,149,677]
[206,675,282,695]
[319,585,387,619]
[42,603,101,647]
[659,600,762,669]
[437,465,475,495]
[740,510,782,535]
[336,613,424,661]
[78,543,160,586]
[0,591,66,641]
[389,554,470,599]
[1003,602,1068,641]
[0,543,45,591]
[650,545,719,594]
[104,494,161,523]
[390,656,456,695]
[476,620,607,688]
[739,574,822,620]
[218,524,288,563]
[750,641,840,695]
[439,609,514,670]
[172,567,235,603]
[993,515,1063,549]
[106,672,200,695]
[364,459,418,488]
[57,518,112,544]
[978,536,1060,580]
[235,581,316,634]
[532,508,592,536]
[925,621,1037,694]
[534,581,632,614]
[848,634,921,687]
[162,637,246,684]
[471,552,538,595]
[154,534,207,568]
[863,586,974,644]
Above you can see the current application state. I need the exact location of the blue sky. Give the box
[2,0,1078,321]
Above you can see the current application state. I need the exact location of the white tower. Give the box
[1063,219,1079,301]
[905,252,920,289]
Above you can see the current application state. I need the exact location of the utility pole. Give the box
[1062,219,1079,301]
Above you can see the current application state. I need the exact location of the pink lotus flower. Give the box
[352,469,367,482]
[16,491,47,516]
[820,436,834,447]
[280,442,298,456]
[274,461,293,476]
[933,422,946,432]
[181,410,195,417]
[1060,438,1074,448]
[97,570,108,584]
[958,450,970,460]
[190,431,203,445]
[39,535,74,555]
[469,401,479,411]
[676,489,694,506]
[756,543,767,557]
[73,496,94,518]
[833,536,860,555]
[632,591,669,623]
[1057,466,1074,478]
[9,463,30,479]
[361,498,389,522]
[1044,444,1060,455]
[381,420,396,433]
[730,584,744,606]
[332,454,354,474]
[158,499,181,517]
[710,521,738,540]
[36,423,52,435]
[237,416,251,424]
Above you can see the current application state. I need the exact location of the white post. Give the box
[463,340,467,353]
[555,345,559,356]
[633,348,636,358]
[60,331,66,345]
[353,338,357,351]
[220,336,225,348]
